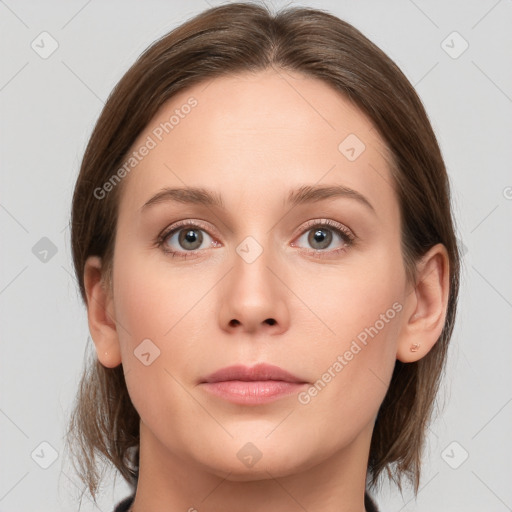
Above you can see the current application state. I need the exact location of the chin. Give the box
[192,440,318,482]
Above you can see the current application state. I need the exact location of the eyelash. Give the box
[155,218,356,260]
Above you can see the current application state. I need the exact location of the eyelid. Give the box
[158,219,220,240]
[291,218,356,243]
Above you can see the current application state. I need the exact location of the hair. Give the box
[66,0,460,503]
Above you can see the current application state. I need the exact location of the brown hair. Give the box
[66,0,460,502]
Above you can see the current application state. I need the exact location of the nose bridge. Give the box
[219,229,290,333]
[231,208,277,284]
[233,232,277,304]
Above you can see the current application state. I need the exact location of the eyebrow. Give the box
[141,184,375,214]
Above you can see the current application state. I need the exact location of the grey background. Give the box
[1,0,511,511]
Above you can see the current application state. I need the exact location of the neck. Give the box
[129,421,373,512]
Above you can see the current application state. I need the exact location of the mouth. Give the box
[200,363,308,405]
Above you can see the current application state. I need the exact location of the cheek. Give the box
[112,247,206,343]
[292,250,404,421]
[110,248,211,409]
[111,257,200,436]
[293,242,405,352]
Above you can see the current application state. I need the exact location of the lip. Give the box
[200,363,308,405]
[202,363,305,384]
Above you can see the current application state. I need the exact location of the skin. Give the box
[84,69,449,512]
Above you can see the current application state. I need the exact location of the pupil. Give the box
[314,229,325,241]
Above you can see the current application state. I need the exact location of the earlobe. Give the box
[83,256,122,368]
[396,244,450,363]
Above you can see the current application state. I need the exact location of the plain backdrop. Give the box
[1,1,511,511]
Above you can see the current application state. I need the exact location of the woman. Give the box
[66,3,460,511]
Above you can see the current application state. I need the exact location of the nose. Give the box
[218,240,290,336]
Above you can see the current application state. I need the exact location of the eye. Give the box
[292,219,355,257]
[157,221,219,258]
[156,218,355,260]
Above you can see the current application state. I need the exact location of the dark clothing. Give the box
[114,495,134,511]
[365,492,380,512]
[114,492,380,511]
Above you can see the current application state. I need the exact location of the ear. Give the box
[396,243,450,363]
[83,256,122,368]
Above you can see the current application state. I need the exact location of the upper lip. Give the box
[201,363,306,384]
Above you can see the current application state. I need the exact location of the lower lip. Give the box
[201,380,307,405]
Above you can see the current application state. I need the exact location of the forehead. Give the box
[118,69,397,218]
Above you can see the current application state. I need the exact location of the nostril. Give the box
[228,318,276,327]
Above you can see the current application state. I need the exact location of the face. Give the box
[110,69,409,479]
